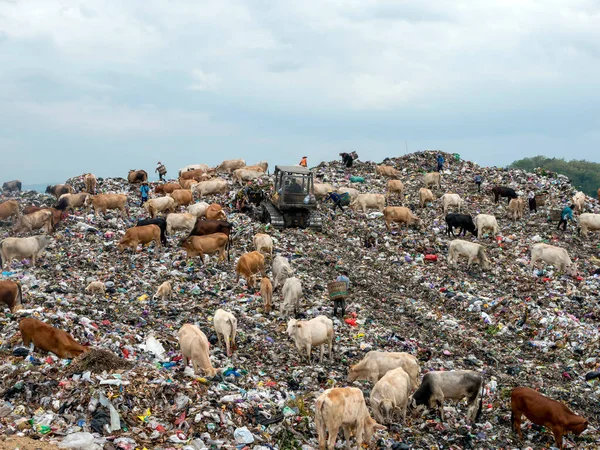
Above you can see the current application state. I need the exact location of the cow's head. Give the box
[363,417,386,442]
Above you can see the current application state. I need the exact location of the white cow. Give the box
[474,214,499,239]
[166,213,196,235]
[573,191,586,212]
[441,193,464,215]
[272,255,293,289]
[423,172,441,189]
[286,315,333,364]
[347,351,420,389]
[530,243,574,273]
[232,169,263,185]
[0,236,51,270]
[253,233,273,256]
[337,186,360,201]
[143,197,176,218]
[314,183,335,200]
[178,164,210,177]
[281,277,302,317]
[191,179,229,197]
[370,367,412,424]
[154,281,172,301]
[213,309,237,357]
[187,202,211,218]
[350,194,385,214]
[178,324,219,377]
[579,213,600,237]
[448,240,491,270]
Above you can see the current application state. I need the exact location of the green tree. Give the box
[510,156,600,197]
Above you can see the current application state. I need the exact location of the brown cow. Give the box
[205,203,227,221]
[179,179,200,190]
[235,251,266,288]
[181,233,230,264]
[85,194,128,216]
[155,183,182,195]
[45,184,73,200]
[375,164,400,178]
[383,207,423,232]
[13,209,53,233]
[180,169,210,181]
[56,193,89,211]
[23,207,63,227]
[127,169,148,183]
[511,387,588,450]
[169,189,193,207]
[188,219,233,238]
[118,224,162,253]
[0,200,20,222]
[260,277,273,312]
[0,280,22,313]
[19,318,90,359]
[84,173,97,194]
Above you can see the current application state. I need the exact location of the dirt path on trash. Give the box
[0,436,59,450]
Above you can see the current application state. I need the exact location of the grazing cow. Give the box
[188,219,233,239]
[441,193,464,215]
[84,173,97,194]
[214,309,237,357]
[178,324,219,377]
[511,387,588,450]
[287,315,333,364]
[205,203,227,221]
[180,169,210,181]
[85,281,105,295]
[491,186,517,204]
[383,206,423,232]
[216,159,246,173]
[179,179,200,190]
[0,280,23,313]
[187,201,210,217]
[118,224,161,253]
[445,213,476,237]
[281,277,302,317]
[337,186,359,201]
[0,235,51,270]
[2,180,22,192]
[530,243,574,273]
[260,277,273,312]
[236,251,266,288]
[579,213,600,238]
[572,191,586,212]
[45,184,73,200]
[154,281,172,301]
[191,179,229,197]
[0,200,20,222]
[314,183,336,200]
[181,233,230,264]
[273,255,294,289]
[386,180,404,200]
[419,188,435,208]
[474,214,499,239]
[13,209,53,234]
[166,213,196,235]
[178,164,210,177]
[56,193,89,211]
[155,183,182,195]
[23,207,63,228]
[411,370,484,423]
[244,161,268,172]
[347,351,420,389]
[253,233,273,256]
[507,198,526,220]
[315,387,385,450]
[376,164,400,178]
[423,172,441,189]
[168,189,193,207]
[136,218,167,246]
[143,197,176,218]
[371,367,412,425]
[233,169,263,185]
[127,169,148,183]
[19,318,89,359]
[85,194,128,217]
[448,240,491,270]
[350,194,385,214]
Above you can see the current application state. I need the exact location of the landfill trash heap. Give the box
[0,150,599,449]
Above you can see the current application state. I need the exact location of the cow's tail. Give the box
[16,281,22,306]
[475,374,485,423]
[0,240,3,269]
[226,235,231,262]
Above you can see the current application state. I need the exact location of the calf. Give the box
[347,351,420,389]
[530,243,573,273]
[260,277,273,312]
[2,180,22,192]
[511,387,587,450]
[235,251,266,288]
[168,189,193,207]
[287,315,333,364]
[205,203,227,221]
[154,182,182,195]
[214,309,237,357]
[45,184,73,200]
[507,197,525,220]
[0,235,51,270]
[181,233,230,264]
[19,318,89,359]
[166,213,196,235]
[253,233,273,256]
[281,277,302,317]
[448,239,491,270]
[445,213,476,237]
[474,214,499,239]
[136,218,167,246]
[118,224,161,253]
[315,387,385,450]
[187,201,210,218]
[0,280,23,313]
[154,281,172,301]
[272,255,293,289]
[178,324,219,377]
[441,193,463,215]
[572,191,586,212]
[419,188,434,208]
[0,200,20,222]
[370,367,412,424]
[13,209,53,234]
[85,194,128,217]
[144,197,176,218]
[411,370,483,423]
[350,194,385,214]
[492,186,517,204]
[85,281,105,295]
[383,206,423,232]
[127,169,148,183]
[423,172,441,189]
[386,180,404,200]
[579,213,600,238]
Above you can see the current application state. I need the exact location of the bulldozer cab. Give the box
[273,166,316,209]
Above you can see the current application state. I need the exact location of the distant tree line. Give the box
[510,156,600,197]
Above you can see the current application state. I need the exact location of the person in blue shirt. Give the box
[326,191,345,215]
[140,181,150,206]
[474,174,482,192]
[437,154,445,172]
[334,271,349,318]
[557,204,574,230]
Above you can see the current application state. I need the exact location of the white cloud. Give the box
[189,69,220,91]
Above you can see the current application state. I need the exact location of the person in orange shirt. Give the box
[299,156,307,167]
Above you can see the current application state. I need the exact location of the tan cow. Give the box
[383,206,423,232]
[118,224,162,253]
[178,324,219,376]
[260,277,273,312]
[232,169,263,185]
[370,367,412,425]
[13,209,53,234]
[154,281,172,301]
[376,164,400,178]
[419,188,435,208]
[386,180,404,200]
[179,179,200,190]
[244,161,268,172]
[216,159,246,173]
[180,233,229,264]
[127,169,148,183]
[191,179,229,197]
[180,169,211,181]
[56,193,89,211]
[84,173,97,194]
[235,251,266,288]
[337,186,360,201]
[424,172,441,189]
[0,200,20,222]
[168,189,193,207]
[314,183,335,200]
[155,183,182,195]
[507,198,526,220]
[0,236,51,270]
[253,233,273,256]
[85,281,106,295]
[143,197,176,218]
[350,194,385,213]
[85,194,128,217]
[347,351,420,389]
[315,387,385,450]
[205,203,227,221]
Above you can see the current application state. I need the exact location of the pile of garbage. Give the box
[0,151,599,449]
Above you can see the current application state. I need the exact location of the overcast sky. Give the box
[2,0,600,184]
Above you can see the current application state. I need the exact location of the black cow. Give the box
[445,213,476,237]
[492,186,518,204]
[136,218,167,246]
[2,180,22,192]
